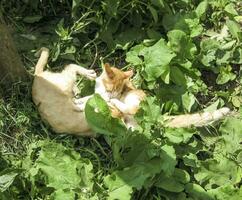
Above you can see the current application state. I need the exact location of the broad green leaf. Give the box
[219,117,242,155]
[147,28,163,40]
[226,20,242,40]
[155,175,184,192]
[184,18,203,37]
[203,99,223,112]
[231,96,241,108]
[199,39,219,67]
[194,156,242,189]
[85,94,127,136]
[160,145,177,176]
[141,39,176,81]
[50,189,75,200]
[170,66,186,86]
[200,39,219,52]
[155,169,190,192]
[164,128,196,144]
[162,13,184,31]
[196,0,208,18]
[232,46,242,64]
[105,158,166,199]
[224,3,238,16]
[216,65,236,85]
[185,183,213,200]
[183,153,200,168]
[107,184,132,200]
[148,5,158,23]
[167,30,197,60]
[208,185,242,200]
[181,92,196,112]
[126,44,145,66]
[0,169,19,192]
[151,0,165,8]
[215,49,232,65]
[23,141,94,198]
[126,39,175,82]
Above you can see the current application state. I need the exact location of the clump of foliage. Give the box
[0,0,242,199]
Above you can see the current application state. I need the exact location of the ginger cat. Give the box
[80,63,231,129]
[101,64,231,129]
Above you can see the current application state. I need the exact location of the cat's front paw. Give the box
[110,99,121,107]
[85,69,97,80]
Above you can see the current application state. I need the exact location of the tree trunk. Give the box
[0,13,28,85]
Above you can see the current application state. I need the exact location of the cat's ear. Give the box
[104,63,115,79]
[124,70,133,78]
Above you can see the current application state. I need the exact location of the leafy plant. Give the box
[0,0,241,199]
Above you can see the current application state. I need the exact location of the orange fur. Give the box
[103,63,146,119]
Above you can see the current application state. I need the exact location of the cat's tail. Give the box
[34,47,49,75]
[164,107,231,128]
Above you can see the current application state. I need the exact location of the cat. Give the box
[76,63,231,129]
[101,66,230,129]
[32,47,97,136]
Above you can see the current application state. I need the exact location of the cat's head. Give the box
[102,63,134,98]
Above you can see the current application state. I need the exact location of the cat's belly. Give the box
[38,100,92,135]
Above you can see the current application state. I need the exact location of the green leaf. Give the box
[50,189,75,200]
[199,39,220,67]
[0,169,19,192]
[105,158,166,199]
[148,5,158,23]
[160,145,177,176]
[155,169,190,193]
[219,117,242,155]
[216,65,236,85]
[155,175,184,193]
[226,20,242,40]
[224,3,238,16]
[85,94,127,136]
[232,46,242,64]
[126,44,145,66]
[194,156,242,189]
[208,185,242,200]
[126,39,176,82]
[181,92,196,112]
[141,39,176,81]
[170,66,186,86]
[164,128,196,144]
[167,30,197,60]
[183,153,200,168]
[185,183,213,200]
[23,141,94,198]
[196,0,208,18]
[151,0,165,8]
